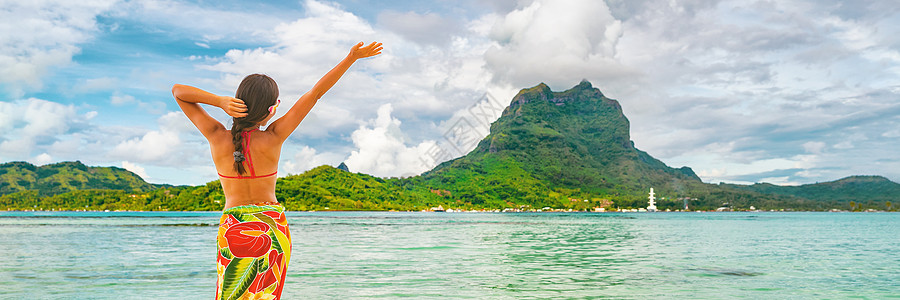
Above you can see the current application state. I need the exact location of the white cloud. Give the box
[0,98,85,160]
[106,111,215,169]
[198,0,382,138]
[110,130,181,162]
[197,0,500,175]
[690,156,812,184]
[758,176,799,186]
[47,135,89,159]
[584,0,900,184]
[122,161,149,180]
[111,93,137,105]
[21,98,79,137]
[158,111,195,133]
[483,0,634,90]
[344,104,437,177]
[696,168,727,181]
[0,138,34,158]
[0,0,116,95]
[281,146,340,175]
[31,153,53,165]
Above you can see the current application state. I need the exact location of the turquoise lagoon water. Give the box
[0,211,897,299]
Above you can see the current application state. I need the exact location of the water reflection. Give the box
[474,214,637,296]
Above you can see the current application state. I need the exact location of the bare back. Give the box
[208,129,283,208]
[172,42,383,210]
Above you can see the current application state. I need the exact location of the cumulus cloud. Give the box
[196,0,501,179]
[0,98,88,160]
[198,0,384,138]
[201,0,498,131]
[122,161,149,180]
[585,0,900,184]
[110,130,181,162]
[280,145,343,175]
[483,0,635,90]
[157,111,195,133]
[344,104,437,177]
[107,111,198,165]
[97,109,227,183]
[0,0,116,96]
[32,153,53,165]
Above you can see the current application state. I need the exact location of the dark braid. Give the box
[231,74,279,175]
[230,120,253,175]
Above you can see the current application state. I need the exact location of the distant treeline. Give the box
[2,162,894,212]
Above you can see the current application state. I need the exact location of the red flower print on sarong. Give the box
[223,221,272,258]
[248,249,284,294]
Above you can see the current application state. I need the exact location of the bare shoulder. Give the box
[258,128,285,145]
[207,128,233,146]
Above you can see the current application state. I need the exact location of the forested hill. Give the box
[0,161,155,197]
[2,82,898,211]
[725,176,900,207]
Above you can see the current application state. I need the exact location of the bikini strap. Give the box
[242,129,257,178]
[218,128,277,179]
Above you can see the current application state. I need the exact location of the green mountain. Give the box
[0,161,154,196]
[420,80,704,208]
[2,82,897,211]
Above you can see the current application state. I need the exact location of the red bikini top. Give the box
[218,129,277,179]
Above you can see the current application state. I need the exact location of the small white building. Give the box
[647,188,658,212]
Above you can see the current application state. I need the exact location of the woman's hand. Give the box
[349,41,383,60]
[219,96,248,118]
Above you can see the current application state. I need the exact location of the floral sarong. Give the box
[216,204,291,300]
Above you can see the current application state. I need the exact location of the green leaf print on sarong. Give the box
[220,257,263,300]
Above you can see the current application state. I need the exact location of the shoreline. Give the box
[2,208,895,213]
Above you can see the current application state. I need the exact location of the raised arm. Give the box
[172,84,248,138]
[268,41,383,141]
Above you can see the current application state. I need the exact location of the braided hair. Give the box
[231,74,279,175]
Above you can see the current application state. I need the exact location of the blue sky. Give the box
[2,0,899,186]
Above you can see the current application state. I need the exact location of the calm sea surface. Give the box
[0,211,897,299]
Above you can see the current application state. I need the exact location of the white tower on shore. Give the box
[647,188,658,212]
